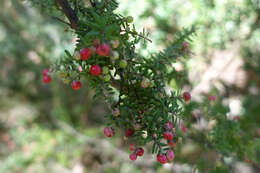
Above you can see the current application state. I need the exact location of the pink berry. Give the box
[125,128,134,137]
[181,125,187,133]
[96,43,110,57]
[163,131,174,140]
[129,153,137,161]
[136,147,144,156]
[104,127,115,137]
[90,64,102,76]
[165,122,173,130]
[166,150,175,161]
[157,154,167,164]
[71,81,82,90]
[42,69,50,76]
[208,95,216,101]
[43,75,51,84]
[80,48,92,60]
[183,92,191,102]
[129,144,135,151]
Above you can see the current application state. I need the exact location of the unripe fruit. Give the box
[71,81,82,90]
[163,131,174,140]
[157,154,167,164]
[80,48,92,60]
[111,40,120,49]
[125,128,134,137]
[142,130,148,138]
[42,69,50,76]
[103,75,111,82]
[182,41,189,52]
[104,127,115,137]
[129,144,135,151]
[96,43,110,57]
[43,75,51,84]
[183,92,191,102]
[90,65,102,76]
[78,66,83,72]
[89,46,96,54]
[129,153,137,161]
[140,78,150,88]
[102,66,110,74]
[119,60,128,69]
[166,150,175,161]
[73,51,81,60]
[126,16,134,23]
[136,148,144,156]
[110,51,119,60]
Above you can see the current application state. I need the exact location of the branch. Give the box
[56,0,79,29]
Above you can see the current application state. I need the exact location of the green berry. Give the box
[73,51,81,60]
[110,51,119,60]
[104,75,111,82]
[102,66,109,74]
[119,60,128,69]
[126,16,134,23]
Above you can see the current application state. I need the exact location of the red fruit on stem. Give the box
[71,81,82,90]
[96,43,110,56]
[163,131,174,140]
[129,144,135,151]
[136,147,144,156]
[42,69,50,76]
[166,150,175,161]
[157,154,167,164]
[104,127,115,137]
[125,128,134,137]
[80,48,92,60]
[183,92,191,102]
[129,153,137,161]
[90,64,102,76]
[43,75,51,84]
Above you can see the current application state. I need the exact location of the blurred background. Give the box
[0,0,259,172]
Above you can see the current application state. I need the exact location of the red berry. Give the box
[165,122,173,130]
[125,128,134,137]
[129,153,137,161]
[104,127,115,137]
[208,95,216,101]
[136,147,144,156]
[71,81,82,90]
[96,43,110,57]
[80,48,92,60]
[183,92,191,102]
[90,65,102,76]
[42,69,50,76]
[168,141,176,147]
[129,144,135,151]
[181,125,187,133]
[234,116,240,121]
[43,75,51,84]
[163,131,174,140]
[157,154,167,164]
[166,150,175,161]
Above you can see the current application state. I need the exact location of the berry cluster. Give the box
[44,1,195,164]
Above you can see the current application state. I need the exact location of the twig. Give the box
[121,30,152,43]
[52,16,71,27]
[56,0,79,29]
